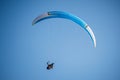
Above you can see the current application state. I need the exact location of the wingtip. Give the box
[94,43,96,48]
[32,23,34,26]
[32,21,35,26]
[93,38,96,48]
[86,25,96,48]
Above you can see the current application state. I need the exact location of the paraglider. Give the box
[32,11,96,47]
[46,61,54,70]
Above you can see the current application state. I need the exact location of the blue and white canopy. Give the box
[32,11,96,47]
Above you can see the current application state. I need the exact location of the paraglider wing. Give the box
[32,11,96,47]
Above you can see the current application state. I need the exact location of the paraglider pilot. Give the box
[47,61,54,70]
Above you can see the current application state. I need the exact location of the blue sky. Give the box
[0,0,120,80]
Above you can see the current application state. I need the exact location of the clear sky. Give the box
[0,0,120,80]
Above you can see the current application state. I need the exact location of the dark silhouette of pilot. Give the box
[47,61,54,70]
